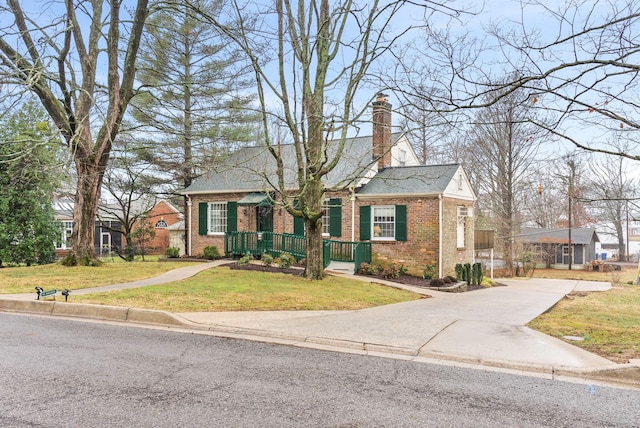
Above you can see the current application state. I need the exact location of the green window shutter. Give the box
[227,202,237,232]
[293,199,304,236]
[359,206,371,240]
[198,202,208,235]
[329,198,342,237]
[395,205,407,241]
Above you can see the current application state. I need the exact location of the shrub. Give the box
[455,264,464,281]
[203,246,220,260]
[358,262,381,275]
[261,252,275,266]
[165,247,180,258]
[441,276,452,284]
[422,264,436,279]
[277,252,296,269]
[429,278,445,287]
[238,252,253,266]
[445,275,457,283]
[472,262,483,285]
[381,264,400,279]
[398,265,408,276]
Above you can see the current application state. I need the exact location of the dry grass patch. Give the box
[72,266,422,312]
[531,266,636,284]
[529,266,640,363]
[0,261,202,294]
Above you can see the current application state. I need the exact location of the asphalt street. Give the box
[2,313,639,428]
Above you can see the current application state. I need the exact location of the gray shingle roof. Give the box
[357,164,460,196]
[182,133,403,194]
[520,227,600,245]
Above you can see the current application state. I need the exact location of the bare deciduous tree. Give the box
[466,84,545,271]
[0,0,149,264]
[408,1,640,161]
[584,145,639,261]
[193,0,464,279]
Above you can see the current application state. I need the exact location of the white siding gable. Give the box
[390,134,420,167]
[443,165,476,201]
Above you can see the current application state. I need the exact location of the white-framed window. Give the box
[208,202,228,234]
[155,219,168,228]
[322,199,330,236]
[56,221,73,249]
[372,205,395,240]
[398,149,407,167]
[457,206,466,248]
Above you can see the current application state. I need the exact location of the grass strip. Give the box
[71,266,422,312]
[529,282,640,363]
[0,261,202,293]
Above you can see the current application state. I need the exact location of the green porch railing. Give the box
[225,232,371,272]
[225,232,305,260]
[353,242,372,273]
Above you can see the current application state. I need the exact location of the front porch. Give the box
[224,231,371,273]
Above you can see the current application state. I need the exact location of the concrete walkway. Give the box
[179,277,614,370]
[1,260,227,301]
[2,262,639,386]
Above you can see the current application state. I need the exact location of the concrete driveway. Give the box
[179,278,614,370]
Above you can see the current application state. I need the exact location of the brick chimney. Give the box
[372,92,392,170]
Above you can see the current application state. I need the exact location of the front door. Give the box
[256,206,273,252]
[101,232,111,256]
[257,206,273,233]
[562,245,571,265]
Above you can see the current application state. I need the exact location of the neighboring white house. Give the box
[595,220,640,262]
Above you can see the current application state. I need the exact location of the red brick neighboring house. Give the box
[138,200,184,255]
[181,95,476,276]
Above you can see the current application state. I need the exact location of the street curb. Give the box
[2,299,639,389]
[0,299,186,327]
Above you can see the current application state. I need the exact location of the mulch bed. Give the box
[357,273,485,291]
[224,261,305,277]
[224,261,487,291]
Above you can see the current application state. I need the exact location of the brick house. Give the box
[182,94,476,276]
[140,200,184,255]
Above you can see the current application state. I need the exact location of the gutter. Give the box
[350,186,356,242]
[439,194,443,278]
[186,196,192,256]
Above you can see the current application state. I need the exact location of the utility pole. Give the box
[568,160,575,270]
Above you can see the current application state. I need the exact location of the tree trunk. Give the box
[615,221,626,262]
[71,157,106,263]
[304,177,326,280]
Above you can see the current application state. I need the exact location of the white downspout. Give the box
[439,194,443,278]
[350,186,356,242]
[186,196,192,256]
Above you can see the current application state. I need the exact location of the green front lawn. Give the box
[71,266,422,312]
[528,266,640,363]
[0,261,202,293]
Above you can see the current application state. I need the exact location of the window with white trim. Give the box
[372,206,395,240]
[398,149,407,166]
[208,202,228,234]
[322,199,330,236]
[155,219,168,228]
[56,221,73,249]
[457,206,466,248]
